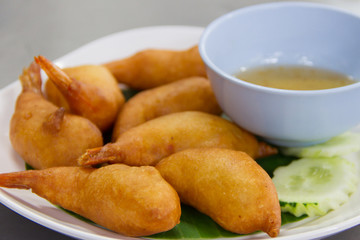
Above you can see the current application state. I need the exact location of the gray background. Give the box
[1,0,360,239]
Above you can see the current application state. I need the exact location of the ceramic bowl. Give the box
[199,2,360,147]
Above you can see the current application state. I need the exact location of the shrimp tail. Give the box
[256,142,278,158]
[78,147,118,166]
[0,171,37,189]
[19,61,42,94]
[42,107,66,134]
[34,55,94,110]
[34,55,73,90]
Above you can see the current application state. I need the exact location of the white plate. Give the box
[0,25,360,240]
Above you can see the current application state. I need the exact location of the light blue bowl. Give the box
[199,2,360,147]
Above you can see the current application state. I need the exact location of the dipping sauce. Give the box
[235,65,356,90]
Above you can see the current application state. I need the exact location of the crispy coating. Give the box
[112,77,222,141]
[79,111,277,167]
[9,62,103,169]
[103,46,206,90]
[0,165,181,237]
[156,148,281,237]
[36,56,125,132]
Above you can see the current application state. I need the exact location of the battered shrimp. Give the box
[79,111,277,167]
[35,56,125,132]
[156,148,281,237]
[104,46,206,89]
[9,62,103,169]
[112,77,222,141]
[0,164,181,237]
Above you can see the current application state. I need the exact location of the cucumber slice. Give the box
[281,132,360,158]
[272,157,358,217]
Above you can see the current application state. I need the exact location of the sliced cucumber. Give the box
[272,157,358,217]
[281,132,360,158]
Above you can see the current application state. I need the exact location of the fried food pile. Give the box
[10,62,103,169]
[0,164,181,237]
[104,46,206,89]
[157,148,281,237]
[2,45,281,238]
[112,76,222,140]
[36,55,125,132]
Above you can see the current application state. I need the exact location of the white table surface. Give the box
[1,0,360,239]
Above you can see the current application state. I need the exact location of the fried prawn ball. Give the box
[103,45,206,90]
[0,164,181,237]
[9,62,103,169]
[112,76,222,141]
[156,148,281,237]
[79,111,277,167]
[35,56,125,132]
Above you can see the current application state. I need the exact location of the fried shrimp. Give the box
[156,148,281,237]
[112,76,222,140]
[35,56,125,132]
[79,111,277,167]
[103,45,206,89]
[0,164,181,236]
[9,62,103,169]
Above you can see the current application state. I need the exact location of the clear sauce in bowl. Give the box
[235,65,356,90]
